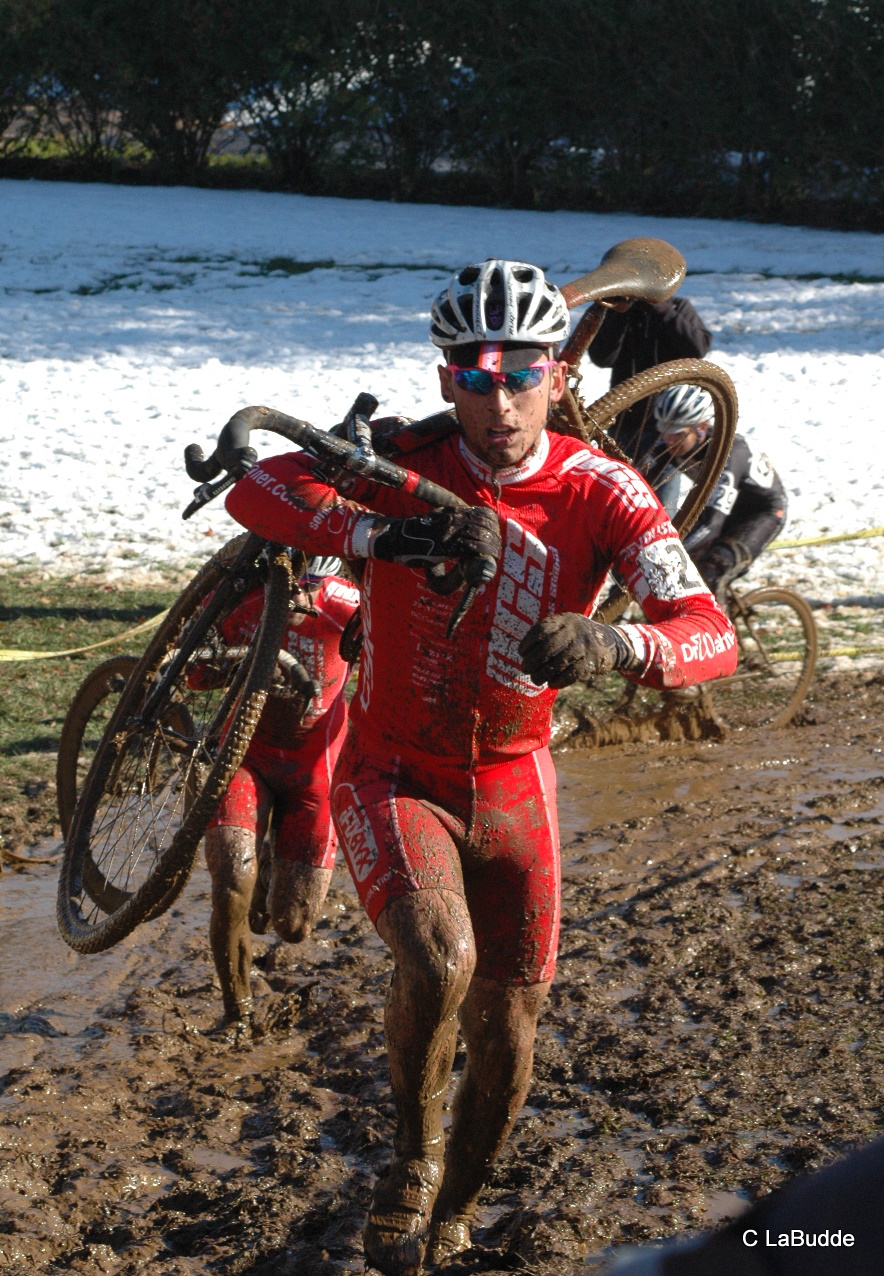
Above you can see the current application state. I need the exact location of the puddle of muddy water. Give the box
[0,849,215,1066]
[702,1187,751,1224]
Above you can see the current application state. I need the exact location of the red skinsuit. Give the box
[208,575,359,869]
[227,429,737,978]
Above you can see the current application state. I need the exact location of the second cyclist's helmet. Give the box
[654,384,714,433]
[301,555,342,580]
[429,259,571,350]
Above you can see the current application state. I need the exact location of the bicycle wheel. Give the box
[56,654,196,920]
[56,656,139,839]
[555,359,737,626]
[710,586,818,730]
[57,535,293,954]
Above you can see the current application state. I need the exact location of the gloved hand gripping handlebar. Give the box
[183,396,498,636]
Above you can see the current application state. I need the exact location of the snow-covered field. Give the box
[1,179,882,599]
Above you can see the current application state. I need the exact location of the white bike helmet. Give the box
[301,555,342,580]
[654,384,714,433]
[429,259,571,350]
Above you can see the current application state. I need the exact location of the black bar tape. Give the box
[184,443,223,483]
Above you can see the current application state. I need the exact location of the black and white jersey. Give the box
[684,435,788,555]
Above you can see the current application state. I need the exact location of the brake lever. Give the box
[182,451,257,520]
[445,555,497,638]
[182,470,240,520]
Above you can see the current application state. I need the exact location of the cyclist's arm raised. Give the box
[224,448,499,571]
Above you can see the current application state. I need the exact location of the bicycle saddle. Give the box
[560,237,686,309]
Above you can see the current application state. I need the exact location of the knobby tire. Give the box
[576,359,738,625]
[56,655,139,840]
[57,536,292,953]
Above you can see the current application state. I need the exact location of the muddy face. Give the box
[1,670,882,1273]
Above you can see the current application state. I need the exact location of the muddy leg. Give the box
[204,826,259,1024]
[365,889,476,1275]
[269,861,332,942]
[427,975,551,1264]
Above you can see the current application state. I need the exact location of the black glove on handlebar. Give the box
[369,506,501,568]
[519,614,641,689]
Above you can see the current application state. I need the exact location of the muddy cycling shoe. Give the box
[425,1214,473,1267]
[363,1155,442,1275]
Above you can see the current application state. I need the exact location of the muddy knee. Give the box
[269,862,332,942]
[205,826,258,918]
[380,891,477,1008]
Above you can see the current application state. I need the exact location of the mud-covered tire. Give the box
[710,586,818,730]
[56,655,197,920]
[57,536,292,954]
[56,655,139,840]
[579,359,737,536]
[571,359,737,624]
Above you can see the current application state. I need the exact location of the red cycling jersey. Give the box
[207,574,359,865]
[212,574,358,748]
[226,427,737,773]
[227,427,737,979]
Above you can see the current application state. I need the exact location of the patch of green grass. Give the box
[0,572,178,856]
[207,152,272,170]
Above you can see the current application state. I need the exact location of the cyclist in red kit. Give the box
[199,555,358,1027]
[226,260,737,1272]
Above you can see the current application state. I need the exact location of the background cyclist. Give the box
[588,293,713,462]
[197,555,358,1027]
[651,384,788,601]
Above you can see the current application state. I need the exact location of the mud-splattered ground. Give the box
[1,671,882,1275]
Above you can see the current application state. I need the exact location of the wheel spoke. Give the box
[58,535,292,954]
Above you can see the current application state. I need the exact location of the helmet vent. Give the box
[429,259,570,349]
[438,299,463,333]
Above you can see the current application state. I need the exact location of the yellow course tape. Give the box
[822,646,884,659]
[770,526,884,550]
[0,610,168,663]
[0,522,881,663]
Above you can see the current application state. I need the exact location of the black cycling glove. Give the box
[519,614,641,689]
[369,506,501,568]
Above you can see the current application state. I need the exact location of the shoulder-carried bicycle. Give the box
[56,237,739,954]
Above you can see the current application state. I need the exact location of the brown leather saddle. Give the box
[560,236,686,309]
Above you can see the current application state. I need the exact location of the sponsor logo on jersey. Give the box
[747,447,776,488]
[308,504,353,537]
[248,466,298,508]
[680,628,736,663]
[486,519,553,695]
[334,783,379,881]
[560,451,657,512]
[324,580,360,607]
[357,571,375,714]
